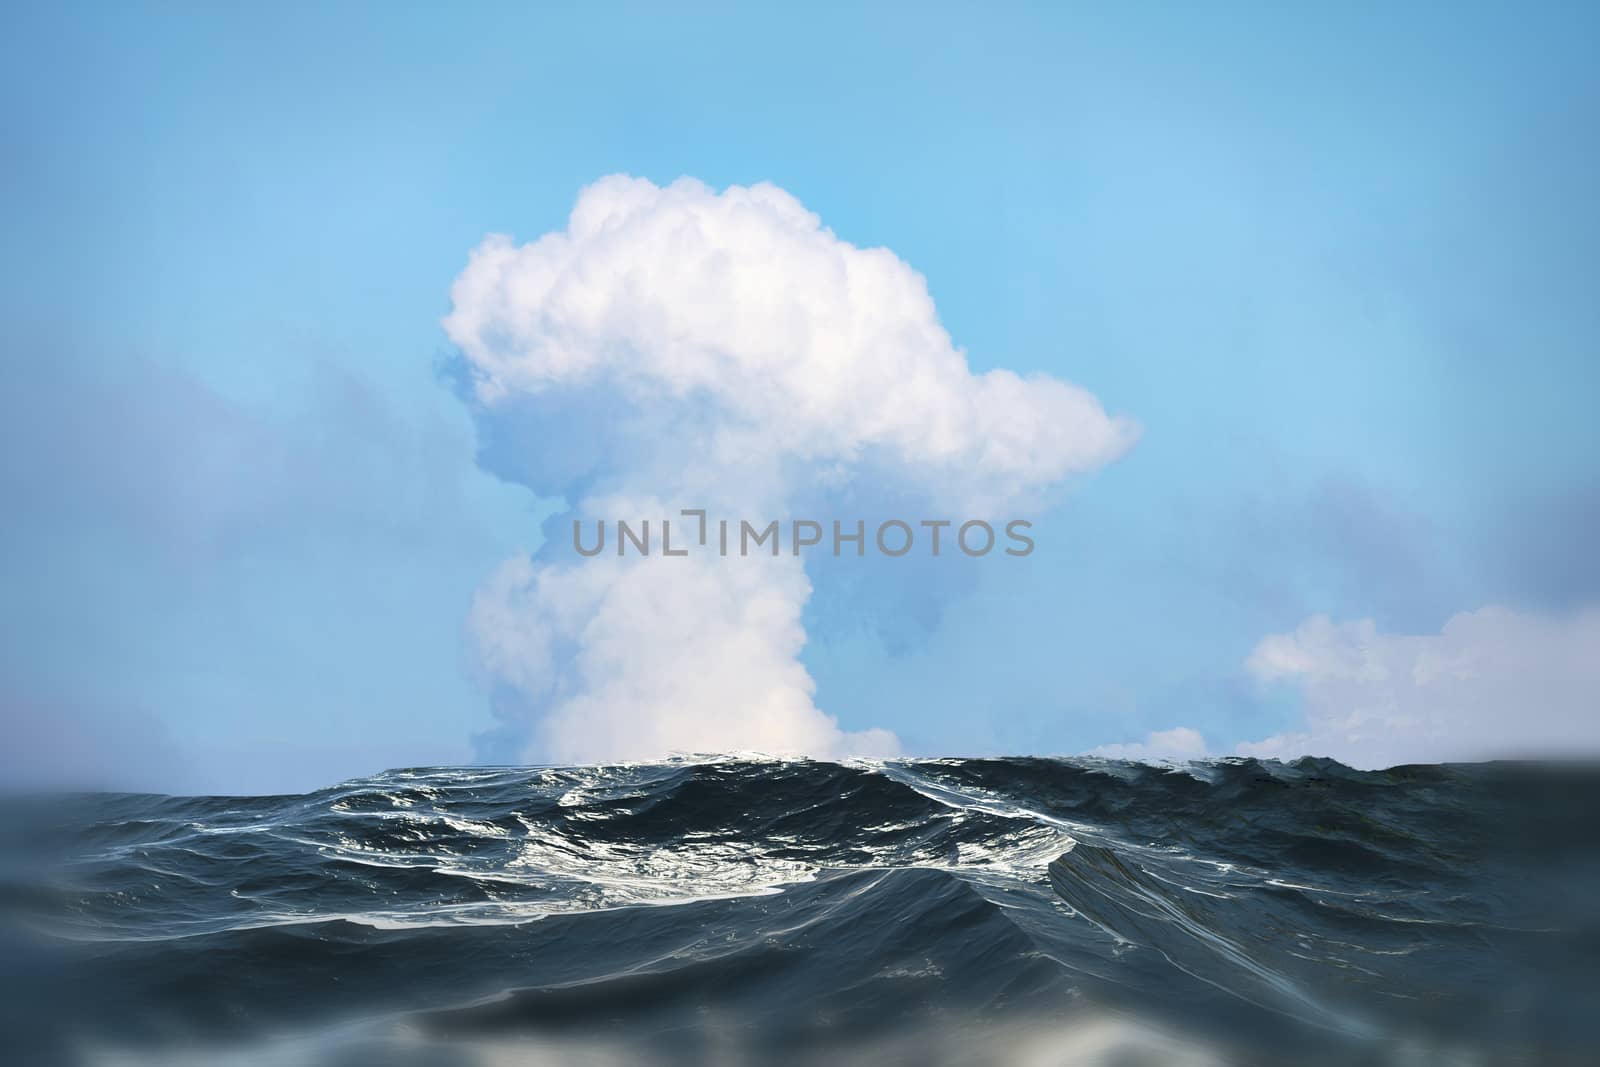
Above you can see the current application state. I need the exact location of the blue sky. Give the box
[3,3,1597,792]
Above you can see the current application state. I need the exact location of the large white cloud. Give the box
[1240,607,1600,767]
[447,177,1137,764]
[445,175,1136,513]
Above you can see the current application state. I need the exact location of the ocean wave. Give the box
[2,756,1597,1064]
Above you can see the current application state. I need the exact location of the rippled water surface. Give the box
[3,757,1597,1064]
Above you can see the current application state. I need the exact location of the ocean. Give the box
[3,756,1597,1065]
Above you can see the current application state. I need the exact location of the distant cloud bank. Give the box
[1092,606,1600,769]
[1088,727,1209,763]
[1240,606,1600,767]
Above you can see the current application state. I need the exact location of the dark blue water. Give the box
[3,757,1598,1064]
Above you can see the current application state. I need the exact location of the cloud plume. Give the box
[447,176,1137,763]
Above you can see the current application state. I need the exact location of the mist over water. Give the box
[3,757,1597,1065]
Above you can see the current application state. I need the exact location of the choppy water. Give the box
[3,757,1598,1065]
